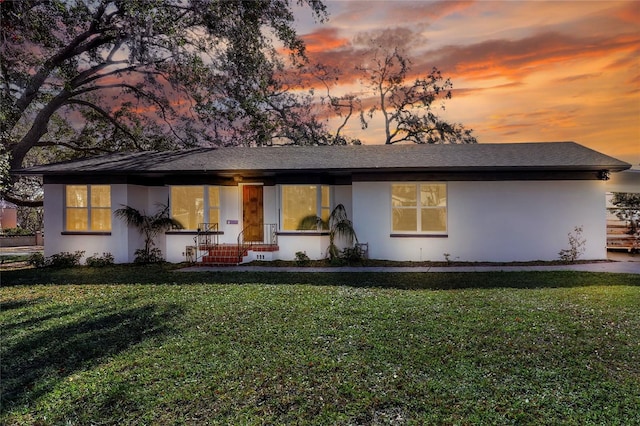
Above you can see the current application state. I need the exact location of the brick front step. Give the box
[199,244,279,265]
[202,255,242,265]
[203,246,246,265]
[249,244,280,252]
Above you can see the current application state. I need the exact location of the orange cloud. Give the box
[426,32,640,81]
[302,28,350,53]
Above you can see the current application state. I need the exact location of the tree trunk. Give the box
[9,91,72,171]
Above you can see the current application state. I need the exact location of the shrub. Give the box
[340,246,365,265]
[558,226,586,263]
[48,251,85,268]
[329,257,347,266]
[86,252,115,267]
[2,227,33,236]
[27,252,47,268]
[294,251,310,266]
[134,247,164,264]
[115,204,181,264]
[27,251,86,268]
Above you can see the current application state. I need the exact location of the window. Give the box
[65,185,111,231]
[391,183,447,233]
[170,186,220,230]
[281,185,330,231]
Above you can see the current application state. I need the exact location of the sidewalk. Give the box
[0,246,43,255]
[3,245,638,274]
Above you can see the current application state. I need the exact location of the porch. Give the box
[190,223,279,265]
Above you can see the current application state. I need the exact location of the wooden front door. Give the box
[242,185,264,242]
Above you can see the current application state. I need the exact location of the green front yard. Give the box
[1,267,639,424]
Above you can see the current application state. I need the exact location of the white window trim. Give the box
[390,182,448,236]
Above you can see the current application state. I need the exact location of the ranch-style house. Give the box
[16,141,631,264]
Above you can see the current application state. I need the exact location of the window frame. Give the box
[390,182,448,236]
[64,184,112,233]
[169,185,221,231]
[279,184,332,233]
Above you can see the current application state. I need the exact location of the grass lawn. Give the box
[1,266,639,425]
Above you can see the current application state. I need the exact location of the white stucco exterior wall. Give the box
[44,179,608,264]
[352,180,607,262]
[44,183,134,263]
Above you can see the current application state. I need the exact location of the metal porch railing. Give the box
[237,223,278,260]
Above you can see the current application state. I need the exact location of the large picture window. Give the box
[281,185,330,231]
[391,183,447,233]
[170,186,220,230]
[65,185,111,231]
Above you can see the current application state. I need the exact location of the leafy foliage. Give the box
[611,193,640,235]
[28,250,85,268]
[48,251,86,268]
[300,203,358,260]
[26,252,46,268]
[1,228,33,236]
[294,251,311,266]
[133,247,164,264]
[114,203,182,263]
[1,0,327,204]
[85,252,115,267]
[339,246,366,265]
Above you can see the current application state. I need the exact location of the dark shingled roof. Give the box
[15,142,631,176]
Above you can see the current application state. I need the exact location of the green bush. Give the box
[134,247,164,264]
[294,251,310,266]
[27,252,46,268]
[48,251,85,268]
[2,228,33,236]
[86,252,115,267]
[340,246,365,265]
[27,251,85,268]
[329,257,347,267]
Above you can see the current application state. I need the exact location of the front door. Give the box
[242,185,263,242]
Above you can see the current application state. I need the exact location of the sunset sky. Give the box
[292,0,639,167]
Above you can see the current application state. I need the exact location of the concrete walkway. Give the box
[0,245,43,255]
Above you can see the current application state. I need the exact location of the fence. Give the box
[0,232,44,247]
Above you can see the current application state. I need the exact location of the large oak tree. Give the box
[1,0,326,205]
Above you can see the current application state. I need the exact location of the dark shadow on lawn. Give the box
[1,301,181,412]
[0,297,46,311]
[208,271,640,289]
[2,265,639,289]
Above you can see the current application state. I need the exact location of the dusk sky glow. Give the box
[292,0,639,167]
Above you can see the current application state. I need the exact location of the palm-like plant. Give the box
[114,204,182,263]
[300,204,358,260]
